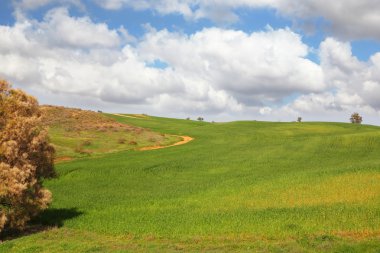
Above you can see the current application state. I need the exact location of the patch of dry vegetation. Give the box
[39,105,181,160]
[40,105,141,133]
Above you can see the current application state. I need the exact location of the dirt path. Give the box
[139,135,194,151]
[54,136,194,163]
[112,113,194,151]
[54,156,73,163]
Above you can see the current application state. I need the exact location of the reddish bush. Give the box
[0,80,55,233]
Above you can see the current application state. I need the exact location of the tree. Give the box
[0,80,55,234]
[297,117,302,123]
[350,112,362,124]
[197,117,204,121]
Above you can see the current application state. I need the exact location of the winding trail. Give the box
[139,135,194,151]
[55,136,194,163]
[112,113,194,151]
[55,115,193,163]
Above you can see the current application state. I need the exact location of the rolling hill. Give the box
[40,106,182,162]
[1,113,380,252]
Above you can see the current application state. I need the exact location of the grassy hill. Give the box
[40,106,181,161]
[1,114,380,252]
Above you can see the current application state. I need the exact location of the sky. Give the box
[1,1,380,124]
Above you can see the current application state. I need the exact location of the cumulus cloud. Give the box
[93,0,270,23]
[12,0,85,20]
[1,7,380,123]
[319,38,380,111]
[138,27,324,106]
[11,1,380,41]
[0,7,327,115]
[93,0,380,40]
[39,8,121,48]
[270,37,380,122]
[275,0,380,40]
[13,0,54,11]
[94,0,194,18]
[0,8,246,114]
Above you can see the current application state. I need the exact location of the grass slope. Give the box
[40,106,181,160]
[1,115,380,252]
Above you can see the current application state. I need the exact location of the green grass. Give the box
[1,116,380,252]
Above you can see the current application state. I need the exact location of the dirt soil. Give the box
[139,136,194,151]
[54,156,73,163]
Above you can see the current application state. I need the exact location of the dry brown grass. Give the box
[40,105,141,133]
[40,105,182,161]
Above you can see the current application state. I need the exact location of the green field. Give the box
[1,115,380,252]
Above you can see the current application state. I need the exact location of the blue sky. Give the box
[1,0,380,124]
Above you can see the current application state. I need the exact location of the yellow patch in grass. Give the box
[278,172,380,207]
[226,171,380,209]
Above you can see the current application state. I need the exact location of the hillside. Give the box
[1,115,380,252]
[40,106,182,161]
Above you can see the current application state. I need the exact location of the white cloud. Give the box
[94,0,193,18]
[320,38,380,111]
[12,0,86,20]
[138,27,324,105]
[259,106,272,115]
[11,1,380,41]
[266,37,380,124]
[1,8,380,124]
[0,8,326,114]
[14,0,53,10]
[38,8,120,48]
[275,0,380,40]
[94,0,380,40]
[0,9,246,114]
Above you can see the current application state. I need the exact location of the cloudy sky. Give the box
[1,1,380,124]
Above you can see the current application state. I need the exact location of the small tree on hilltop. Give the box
[350,112,362,124]
[297,117,302,123]
[197,117,204,121]
[0,80,55,234]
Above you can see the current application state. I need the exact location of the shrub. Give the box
[0,80,55,234]
[74,142,92,155]
[82,140,92,146]
[118,138,126,144]
[74,146,91,155]
[135,129,144,135]
[129,141,138,145]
